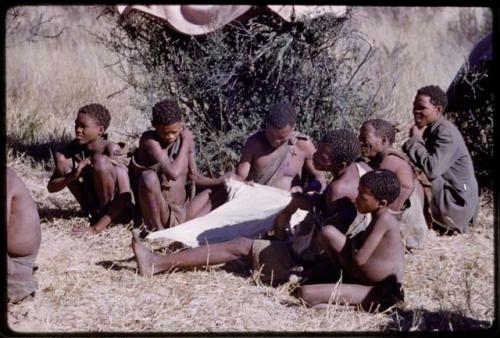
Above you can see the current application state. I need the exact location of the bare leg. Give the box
[132,232,253,276]
[185,189,212,220]
[138,171,169,230]
[297,283,372,307]
[92,155,117,210]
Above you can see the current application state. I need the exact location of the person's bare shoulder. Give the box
[242,131,265,150]
[376,209,399,231]
[138,130,161,149]
[381,154,410,173]
[295,136,316,156]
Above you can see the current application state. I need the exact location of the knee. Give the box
[139,171,160,192]
[92,154,112,173]
[230,236,253,256]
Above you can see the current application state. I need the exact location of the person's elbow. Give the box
[353,253,368,267]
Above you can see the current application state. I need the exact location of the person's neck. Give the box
[372,206,386,218]
[83,137,104,153]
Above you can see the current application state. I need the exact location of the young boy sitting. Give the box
[47,103,133,236]
[131,130,400,312]
[358,118,428,249]
[298,169,405,311]
[7,167,41,303]
[129,99,228,232]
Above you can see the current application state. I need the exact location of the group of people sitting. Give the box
[6,85,479,312]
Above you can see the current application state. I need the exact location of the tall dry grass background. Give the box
[4,5,495,334]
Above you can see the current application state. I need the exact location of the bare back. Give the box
[351,210,404,284]
[7,168,41,258]
[379,152,415,211]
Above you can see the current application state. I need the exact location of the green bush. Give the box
[101,8,396,176]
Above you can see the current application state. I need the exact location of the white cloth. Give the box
[116,5,347,36]
[146,178,308,247]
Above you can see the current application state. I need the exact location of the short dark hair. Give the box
[78,103,111,130]
[362,119,397,144]
[264,102,297,129]
[152,99,183,125]
[360,169,400,204]
[417,85,448,110]
[320,129,360,165]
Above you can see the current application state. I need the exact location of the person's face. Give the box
[355,185,383,214]
[264,125,294,149]
[74,113,104,145]
[154,121,183,145]
[413,94,443,128]
[359,124,385,159]
[313,142,334,172]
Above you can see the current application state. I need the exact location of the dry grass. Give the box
[5,151,494,333]
[5,5,494,334]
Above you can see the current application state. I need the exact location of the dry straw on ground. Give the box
[5,5,494,334]
[6,152,494,333]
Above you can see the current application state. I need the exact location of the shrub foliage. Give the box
[100,7,396,176]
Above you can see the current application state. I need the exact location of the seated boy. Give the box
[358,118,428,249]
[7,168,41,303]
[131,130,387,312]
[402,85,479,233]
[47,103,133,236]
[298,169,404,312]
[129,99,228,232]
[237,102,326,193]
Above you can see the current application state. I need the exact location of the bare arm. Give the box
[188,144,225,187]
[47,151,89,192]
[353,216,389,266]
[381,156,414,211]
[141,129,192,180]
[301,140,327,192]
[6,169,14,224]
[235,137,254,181]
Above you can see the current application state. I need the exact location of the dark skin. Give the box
[297,184,404,307]
[7,168,41,281]
[237,124,326,193]
[134,121,228,231]
[130,141,368,277]
[359,123,420,211]
[47,112,133,236]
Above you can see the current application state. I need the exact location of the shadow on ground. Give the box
[385,308,493,331]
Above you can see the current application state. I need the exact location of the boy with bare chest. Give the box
[7,168,41,303]
[129,99,227,232]
[47,103,133,235]
[358,119,428,249]
[237,102,325,193]
[298,169,405,311]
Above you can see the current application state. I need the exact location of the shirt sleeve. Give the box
[403,127,456,180]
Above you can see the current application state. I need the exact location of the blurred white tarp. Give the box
[116,5,347,35]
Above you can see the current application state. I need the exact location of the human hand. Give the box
[290,186,303,194]
[410,125,427,138]
[70,158,91,180]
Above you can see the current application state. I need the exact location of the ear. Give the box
[98,126,105,136]
[378,199,388,208]
[339,161,348,170]
[435,104,444,115]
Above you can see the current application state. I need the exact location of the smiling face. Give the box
[264,125,294,149]
[359,124,386,159]
[153,122,183,145]
[413,94,443,128]
[74,113,104,145]
[355,185,383,214]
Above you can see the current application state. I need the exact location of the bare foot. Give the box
[72,226,98,237]
[131,230,156,276]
